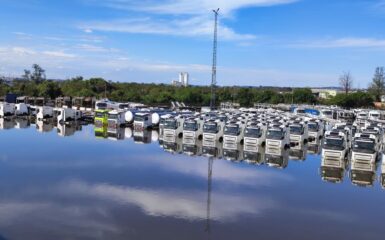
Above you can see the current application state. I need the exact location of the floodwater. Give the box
[0,119,384,240]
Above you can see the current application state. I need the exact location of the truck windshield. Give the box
[134,115,146,122]
[95,112,106,118]
[323,110,332,116]
[97,103,107,109]
[267,129,284,140]
[119,104,129,109]
[245,127,261,138]
[324,138,344,150]
[184,121,198,131]
[164,119,177,129]
[296,109,305,113]
[108,114,118,120]
[290,126,304,135]
[203,123,217,133]
[308,123,318,132]
[353,140,375,154]
[224,125,239,136]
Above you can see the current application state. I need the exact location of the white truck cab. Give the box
[351,133,380,168]
[202,119,225,142]
[36,106,54,120]
[321,130,348,166]
[243,122,267,151]
[0,102,15,118]
[266,124,290,149]
[223,120,245,145]
[183,117,204,144]
[133,112,152,130]
[307,119,324,141]
[289,121,309,144]
[163,115,185,142]
[57,108,82,124]
[368,110,381,121]
[107,110,126,129]
[15,103,29,116]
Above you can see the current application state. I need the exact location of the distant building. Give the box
[220,102,240,110]
[311,88,340,99]
[172,72,189,87]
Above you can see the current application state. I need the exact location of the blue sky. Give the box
[1,0,385,87]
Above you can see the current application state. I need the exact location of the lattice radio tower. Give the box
[210,8,219,110]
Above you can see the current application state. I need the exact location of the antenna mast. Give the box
[210,8,219,110]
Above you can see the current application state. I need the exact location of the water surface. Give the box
[0,121,384,240]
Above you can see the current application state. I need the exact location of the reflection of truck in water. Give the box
[349,162,376,187]
[243,145,265,165]
[320,166,345,184]
[36,119,54,133]
[264,147,289,169]
[182,139,203,156]
[202,138,223,158]
[223,142,244,162]
[94,126,108,139]
[289,143,308,161]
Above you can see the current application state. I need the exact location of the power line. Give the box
[210,8,219,110]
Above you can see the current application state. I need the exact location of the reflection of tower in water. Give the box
[205,156,213,238]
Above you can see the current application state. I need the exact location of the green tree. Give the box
[368,67,385,101]
[30,64,46,83]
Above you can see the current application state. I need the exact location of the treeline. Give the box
[0,64,378,108]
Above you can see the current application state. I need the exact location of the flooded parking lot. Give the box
[0,121,385,240]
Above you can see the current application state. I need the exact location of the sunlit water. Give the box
[0,120,384,240]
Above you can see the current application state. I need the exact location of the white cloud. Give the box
[99,0,298,15]
[82,16,256,41]
[76,44,116,53]
[59,180,277,221]
[42,51,77,58]
[291,37,385,49]
[83,28,93,33]
[11,47,36,55]
[82,0,299,41]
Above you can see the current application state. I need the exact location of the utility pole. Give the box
[210,8,219,110]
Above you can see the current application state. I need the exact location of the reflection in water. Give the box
[0,124,385,239]
[350,162,377,187]
[320,166,345,183]
[0,118,15,130]
[243,146,265,165]
[265,147,289,169]
[57,122,82,137]
[15,118,30,129]
[108,126,125,140]
[36,119,54,133]
[289,142,308,161]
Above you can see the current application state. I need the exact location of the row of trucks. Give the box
[0,102,84,124]
[321,120,384,186]
[156,110,326,161]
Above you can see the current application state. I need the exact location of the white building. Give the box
[172,72,189,87]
